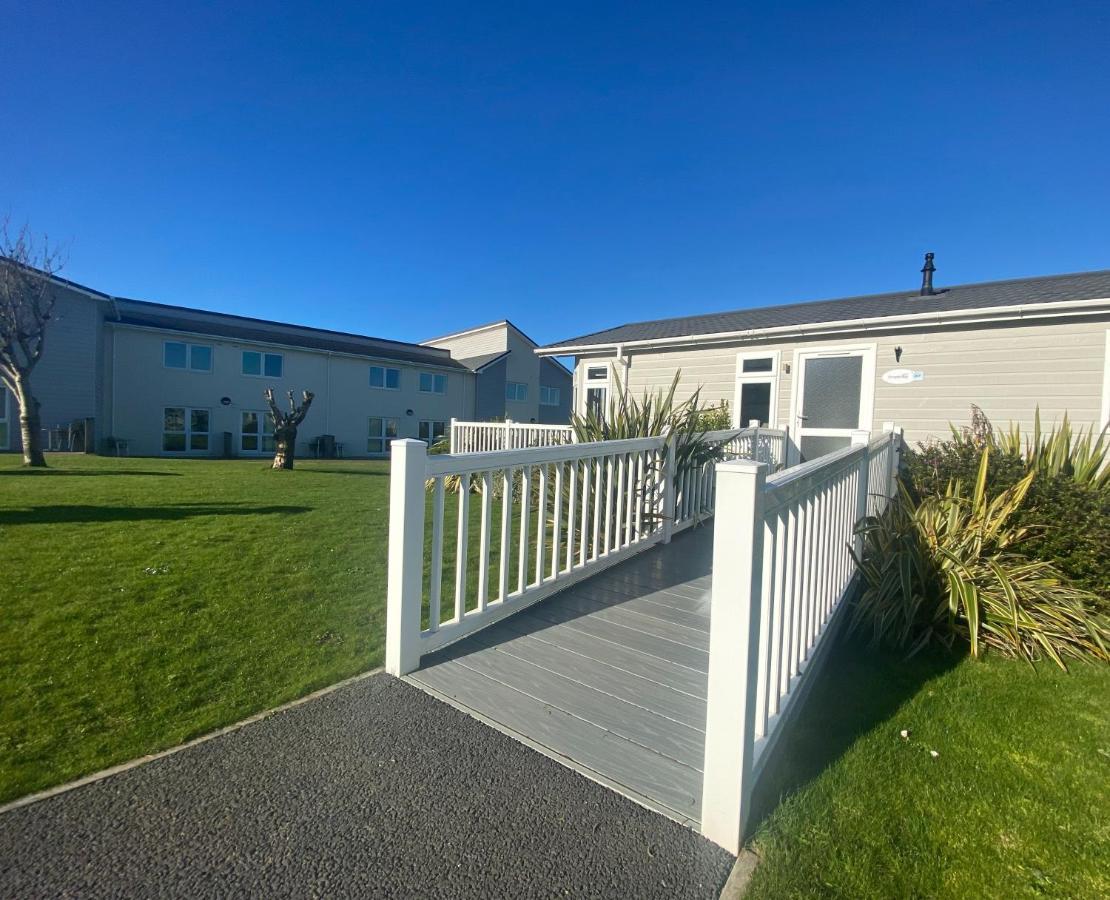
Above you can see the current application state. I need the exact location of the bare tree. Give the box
[265,388,315,469]
[0,223,64,467]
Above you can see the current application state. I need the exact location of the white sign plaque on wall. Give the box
[881,368,925,385]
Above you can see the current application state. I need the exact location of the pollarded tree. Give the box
[265,388,315,469]
[0,224,64,467]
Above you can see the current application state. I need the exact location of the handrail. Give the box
[700,425,903,853]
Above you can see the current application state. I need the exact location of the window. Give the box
[242,350,283,378]
[370,365,401,390]
[540,385,561,406]
[418,420,446,444]
[586,366,609,381]
[240,411,276,453]
[0,385,8,450]
[734,352,779,428]
[163,407,209,453]
[506,381,528,402]
[164,341,212,371]
[368,417,399,454]
[419,372,447,394]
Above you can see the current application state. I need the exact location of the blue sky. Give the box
[3,1,1108,346]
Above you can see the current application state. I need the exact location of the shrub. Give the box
[903,406,1109,603]
[695,401,732,431]
[851,449,1109,669]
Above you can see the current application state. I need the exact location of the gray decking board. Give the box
[405,526,715,828]
[493,615,710,699]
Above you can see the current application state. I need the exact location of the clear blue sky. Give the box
[4,1,1108,346]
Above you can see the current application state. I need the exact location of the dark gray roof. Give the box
[457,350,511,372]
[112,299,467,370]
[542,269,1110,349]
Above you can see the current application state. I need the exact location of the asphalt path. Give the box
[0,674,732,898]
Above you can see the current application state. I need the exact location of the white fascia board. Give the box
[108,322,471,375]
[535,297,1110,356]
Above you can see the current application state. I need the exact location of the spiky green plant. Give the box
[851,448,1109,669]
[996,408,1110,490]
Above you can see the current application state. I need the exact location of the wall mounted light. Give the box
[406,409,414,416]
[894,346,903,363]
[220,397,232,406]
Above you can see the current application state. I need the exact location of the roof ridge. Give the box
[114,296,452,355]
[592,268,1110,337]
[545,267,1110,348]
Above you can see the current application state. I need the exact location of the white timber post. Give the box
[748,419,761,462]
[851,430,870,548]
[449,418,458,454]
[386,439,427,676]
[700,458,767,854]
[661,426,677,544]
[504,418,513,451]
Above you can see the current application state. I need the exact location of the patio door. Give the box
[791,345,875,462]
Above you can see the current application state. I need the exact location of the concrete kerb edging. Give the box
[0,667,385,816]
[720,849,761,899]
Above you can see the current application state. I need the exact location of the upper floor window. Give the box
[419,372,447,394]
[586,365,609,381]
[370,365,401,390]
[242,350,283,378]
[539,385,560,406]
[164,341,212,372]
[506,381,529,402]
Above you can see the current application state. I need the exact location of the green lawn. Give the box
[1,453,396,803]
[3,454,1108,899]
[746,638,1110,899]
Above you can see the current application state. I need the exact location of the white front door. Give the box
[791,345,875,462]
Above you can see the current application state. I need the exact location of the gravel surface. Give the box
[0,674,732,898]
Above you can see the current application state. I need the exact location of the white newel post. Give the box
[386,439,427,676]
[449,418,458,454]
[661,426,677,544]
[700,459,767,854]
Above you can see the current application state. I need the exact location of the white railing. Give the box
[386,426,793,675]
[699,426,902,853]
[387,435,671,674]
[449,418,575,454]
[674,427,789,531]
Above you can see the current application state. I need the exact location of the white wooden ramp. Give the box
[405,525,713,827]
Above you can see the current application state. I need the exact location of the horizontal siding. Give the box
[606,315,1110,446]
[427,326,507,360]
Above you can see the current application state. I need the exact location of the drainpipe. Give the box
[325,352,332,434]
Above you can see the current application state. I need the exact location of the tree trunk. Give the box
[272,425,298,469]
[15,378,46,467]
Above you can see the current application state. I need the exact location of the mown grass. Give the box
[746,637,1110,899]
[0,453,401,803]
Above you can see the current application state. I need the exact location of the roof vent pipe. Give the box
[920,252,936,296]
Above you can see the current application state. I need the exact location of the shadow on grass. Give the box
[0,470,182,477]
[0,504,313,525]
[302,468,389,477]
[744,631,964,839]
